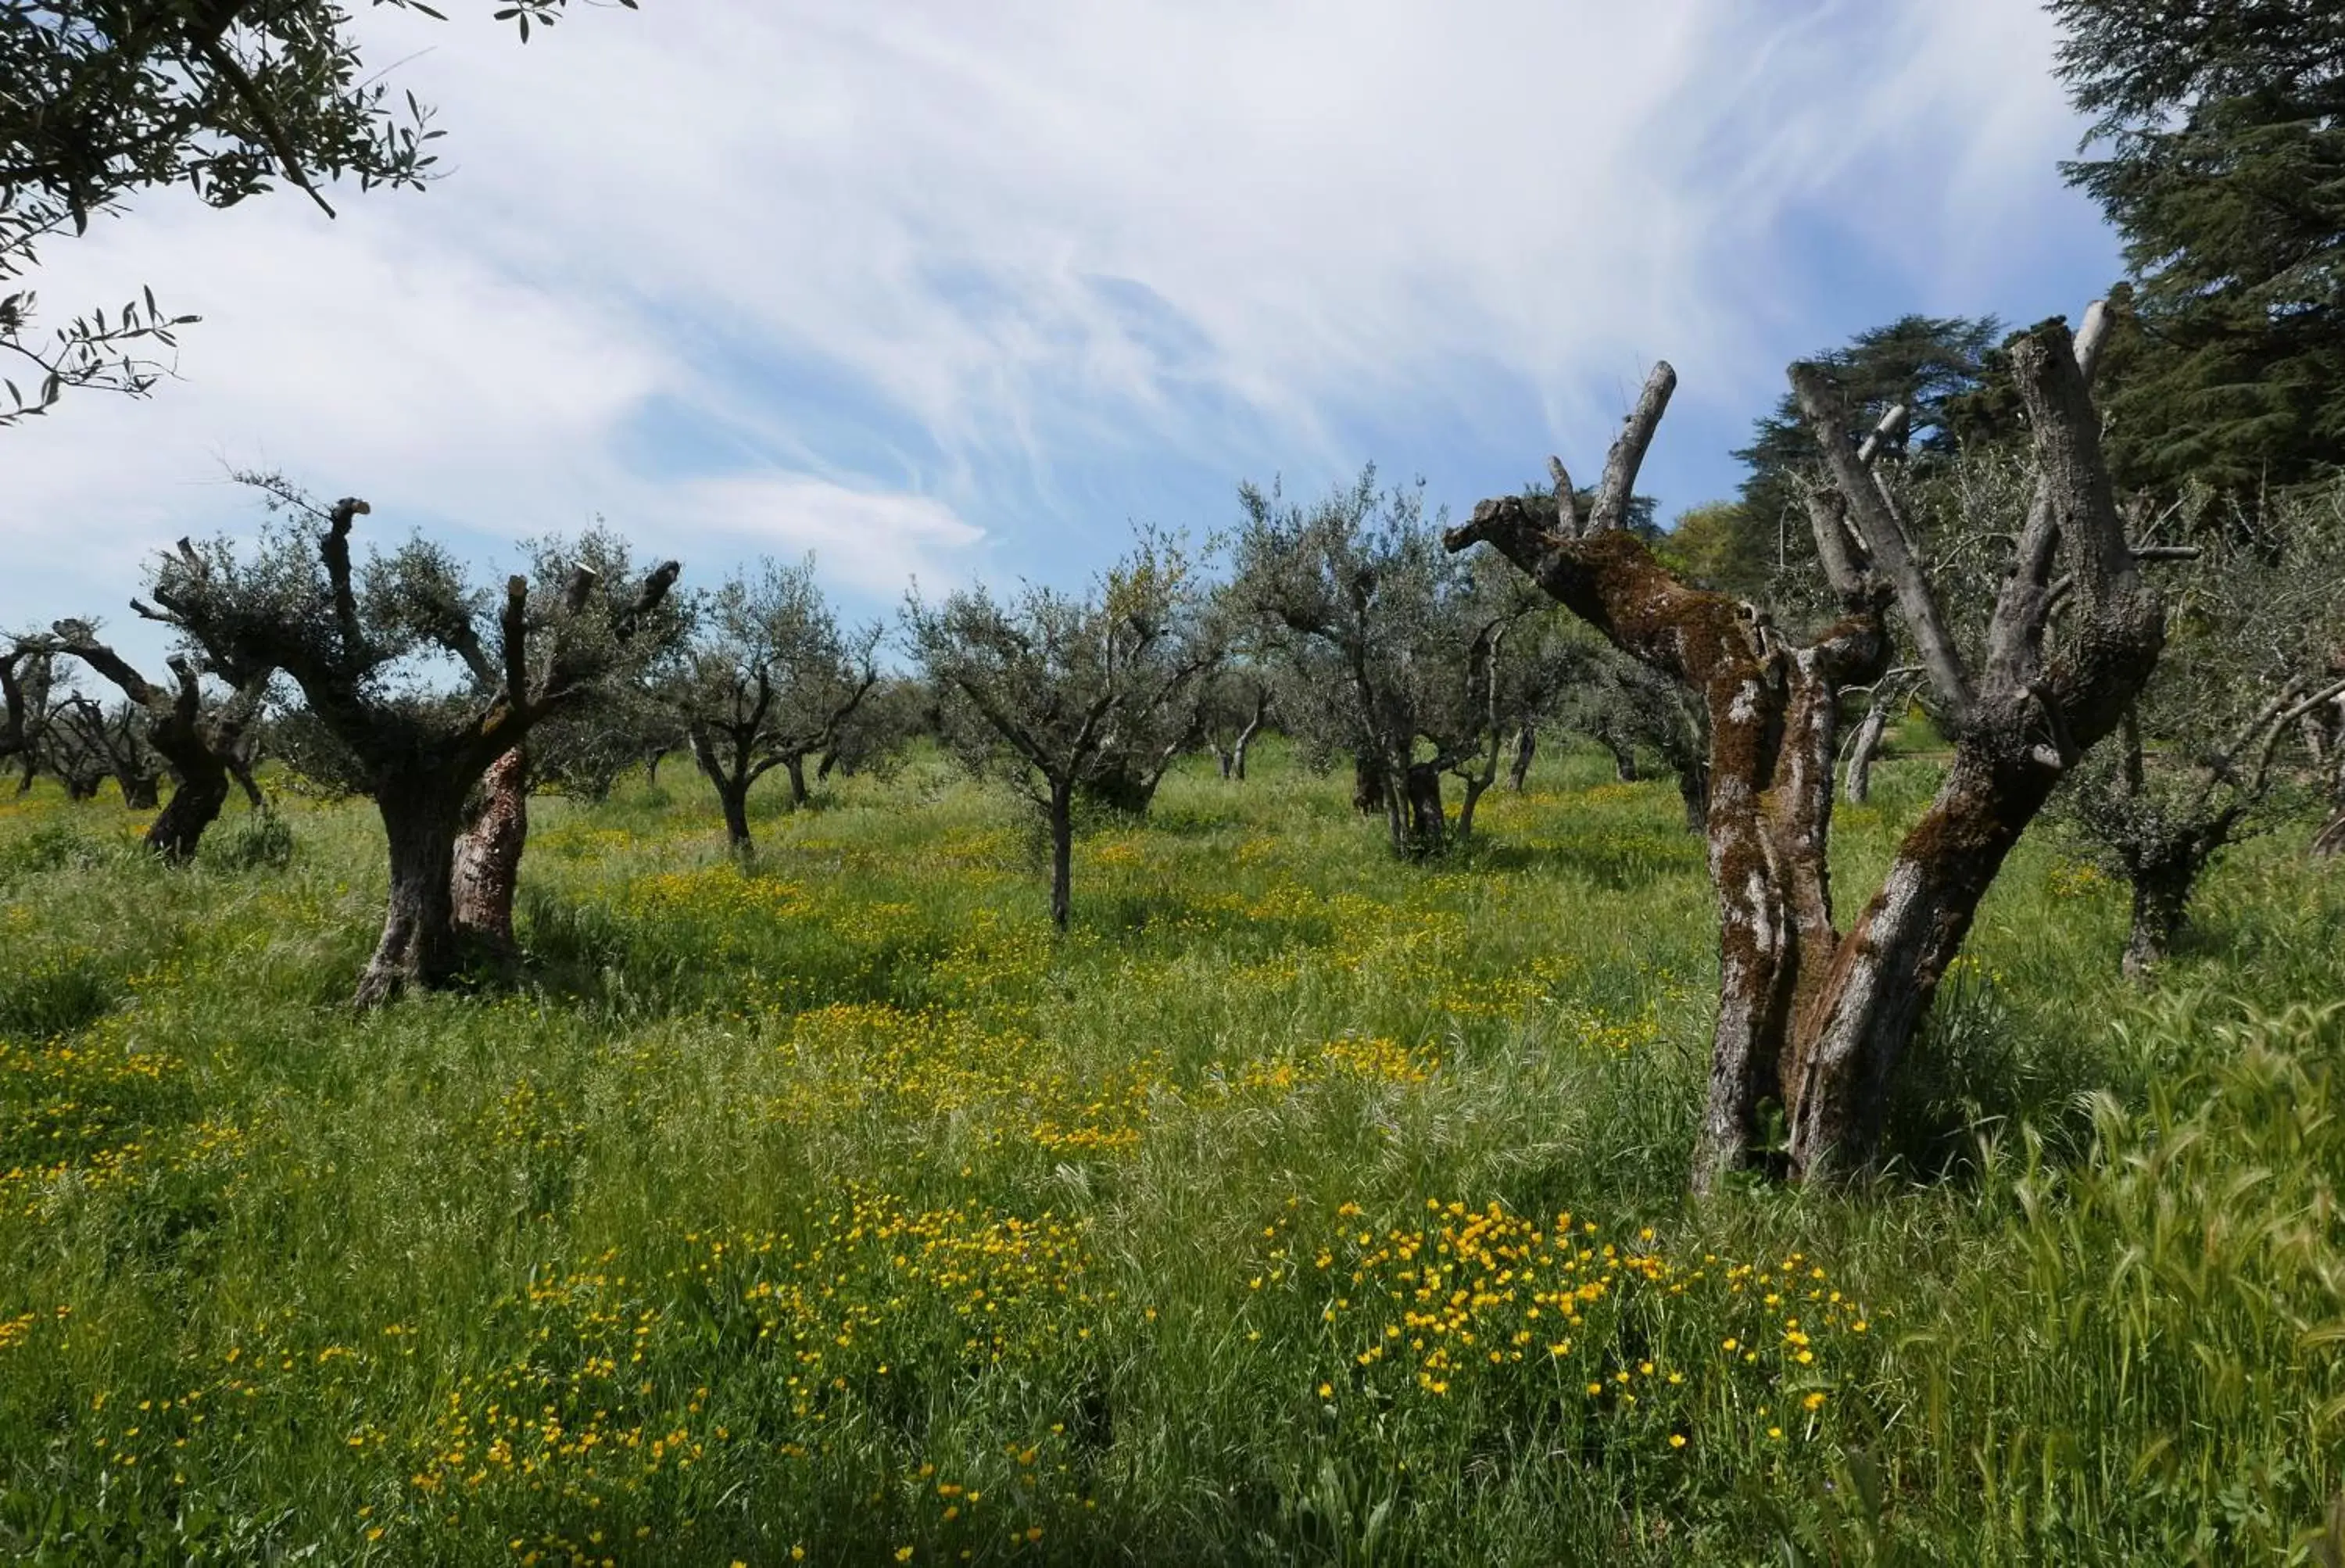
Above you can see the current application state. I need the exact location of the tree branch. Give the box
[1792,362,1974,721]
[1584,363,1676,535]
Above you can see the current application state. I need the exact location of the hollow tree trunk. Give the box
[1842,696,1894,805]
[228,757,263,809]
[1508,725,1537,792]
[2121,847,2201,982]
[355,778,469,1007]
[451,746,529,952]
[1048,785,1074,931]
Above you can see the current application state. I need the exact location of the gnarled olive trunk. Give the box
[119,771,162,810]
[1775,730,2056,1180]
[452,746,529,951]
[147,761,231,865]
[2121,848,2200,981]
[1601,733,1639,782]
[782,753,811,809]
[356,775,470,1008]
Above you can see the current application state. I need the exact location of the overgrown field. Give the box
[2,742,2342,1565]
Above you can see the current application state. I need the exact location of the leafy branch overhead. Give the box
[0,0,636,425]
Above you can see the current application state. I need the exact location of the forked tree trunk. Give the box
[119,772,161,810]
[689,728,756,857]
[1448,317,2157,1189]
[1508,725,1537,792]
[452,746,529,951]
[356,778,470,1007]
[1602,734,1639,782]
[1048,784,1074,931]
[782,754,811,809]
[1233,701,1266,782]
[1215,745,1236,779]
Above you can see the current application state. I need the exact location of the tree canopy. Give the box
[2052,0,2345,491]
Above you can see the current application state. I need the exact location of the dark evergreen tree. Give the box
[2051,0,2345,492]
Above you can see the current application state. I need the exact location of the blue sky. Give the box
[2,1,2121,669]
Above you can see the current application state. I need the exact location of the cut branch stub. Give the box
[1584,362,1676,536]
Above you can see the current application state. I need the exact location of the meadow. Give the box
[1,739,2341,1565]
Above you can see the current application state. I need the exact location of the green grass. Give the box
[2,741,2342,1565]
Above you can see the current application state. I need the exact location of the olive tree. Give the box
[1449,309,2170,1187]
[908,533,1216,929]
[47,615,272,860]
[142,481,680,1004]
[2054,481,2345,976]
[44,694,145,800]
[674,557,881,857]
[1233,468,1535,855]
[1,639,61,793]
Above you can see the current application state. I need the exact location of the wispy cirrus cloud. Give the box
[2,0,2117,664]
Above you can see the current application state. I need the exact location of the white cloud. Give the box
[3,0,2113,656]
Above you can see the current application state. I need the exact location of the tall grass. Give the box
[0,740,2339,1564]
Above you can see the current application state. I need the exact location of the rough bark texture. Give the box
[356,778,469,1007]
[451,745,529,951]
[1842,693,1895,805]
[1448,316,2160,1189]
[149,766,229,862]
[2121,850,2198,980]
